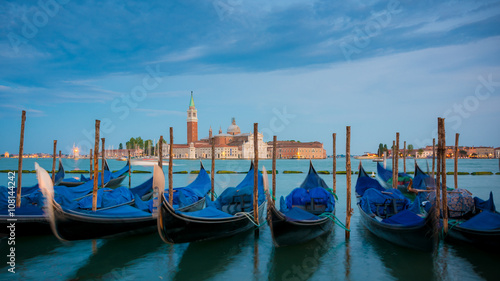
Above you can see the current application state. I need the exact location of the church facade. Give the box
[166,93,269,159]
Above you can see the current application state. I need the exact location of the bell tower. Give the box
[187,91,198,144]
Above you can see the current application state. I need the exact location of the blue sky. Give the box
[1,0,499,155]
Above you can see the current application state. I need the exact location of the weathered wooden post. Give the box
[383,150,387,169]
[92,120,100,212]
[434,121,442,244]
[272,135,277,204]
[440,118,448,234]
[52,140,57,183]
[101,138,105,188]
[169,127,174,205]
[128,150,131,188]
[89,149,93,179]
[392,140,396,190]
[346,126,352,240]
[403,141,406,174]
[432,138,436,178]
[158,136,163,169]
[395,133,399,187]
[211,137,215,201]
[16,110,26,208]
[253,123,259,227]
[454,133,459,189]
[332,133,337,194]
[59,150,61,158]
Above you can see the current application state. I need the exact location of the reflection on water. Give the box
[446,243,500,281]
[72,232,163,280]
[173,231,254,281]
[268,232,335,280]
[358,223,434,281]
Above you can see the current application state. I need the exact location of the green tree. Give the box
[378,143,384,157]
[119,143,123,150]
[407,144,414,156]
[459,150,467,157]
[418,148,424,157]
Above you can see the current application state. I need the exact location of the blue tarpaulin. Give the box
[282,207,320,221]
[381,210,425,227]
[77,187,134,209]
[360,188,411,216]
[459,211,500,231]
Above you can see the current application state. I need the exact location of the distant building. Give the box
[4,152,9,158]
[165,94,269,159]
[268,141,326,159]
[495,147,500,158]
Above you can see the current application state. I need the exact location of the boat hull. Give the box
[268,204,333,247]
[0,215,51,236]
[52,198,205,240]
[446,223,500,251]
[158,199,266,244]
[358,204,434,251]
[105,175,127,188]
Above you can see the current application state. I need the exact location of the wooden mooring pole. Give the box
[440,118,448,234]
[211,137,215,201]
[454,133,459,189]
[345,126,352,240]
[128,150,131,188]
[92,120,100,212]
[272,135,277,204]
[16,110,26,208]
[89,149,93,179]
[101,138,105,188]
[169,128,174,205]
[332,133,337,194]
[253,123,259,227]
[52,140,57,183]
[432,138,436,178]
[158,136,163,169]
[392,140,396,190]
[395,133,399,187]
[403,141,406,174]
[434,121,442,244]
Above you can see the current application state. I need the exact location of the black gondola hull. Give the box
[268,204,333,247]
[158,199,266,244]
[446,224,500,251]
[0,215,51,236]
[105,175,127,188]
[358,204,434,251]
[52,198,205,240]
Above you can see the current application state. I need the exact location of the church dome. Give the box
[227,118,241,135]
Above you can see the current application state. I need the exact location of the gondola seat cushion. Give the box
[283,187,334,213]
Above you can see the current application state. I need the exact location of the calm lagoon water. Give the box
[0,158,499,280]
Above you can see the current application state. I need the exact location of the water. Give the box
[1,158,499,280]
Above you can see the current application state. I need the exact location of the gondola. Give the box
[445,192,500,251]
[376,162,412,193]
[0,163,109,236]
[58,159,129,188]
[36,162,210,240]
[265,161,335,247]
[357,163,435,251]
[157,162,267,244]
[103,159,130,188]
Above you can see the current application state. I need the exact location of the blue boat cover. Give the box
[133,194,152,212]
[360,188,411,216]
[178,206,233,218]
[77,187,134,209]
[73,204,152,218]
[474,192,496,212]
[355,169,386,197]
[412,164,431,190]
[381,210,425,227]
[299,163,330,190]
[282,207,320,221]
[282,187,334,212]
[130,176,153,197]
[0,204,44,216]
[459,211,500,231]
[376,162,411,185]
[164,166,211,208]
[108,159,130,179]
[180,163,264,219]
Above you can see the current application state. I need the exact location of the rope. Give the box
[234,212,267,228]
[326,188,339,201]
[210,190,218,199]
[319,212,350,232]
[441,219,461,239]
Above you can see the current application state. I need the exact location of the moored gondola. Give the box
[36,162,210,240]
[357,163,435,251]
[376,162,412,193]
[445,192,500,251]
[266,161,335,247]
[157,162,267,244]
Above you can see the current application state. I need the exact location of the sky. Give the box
[0,0,499,155]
